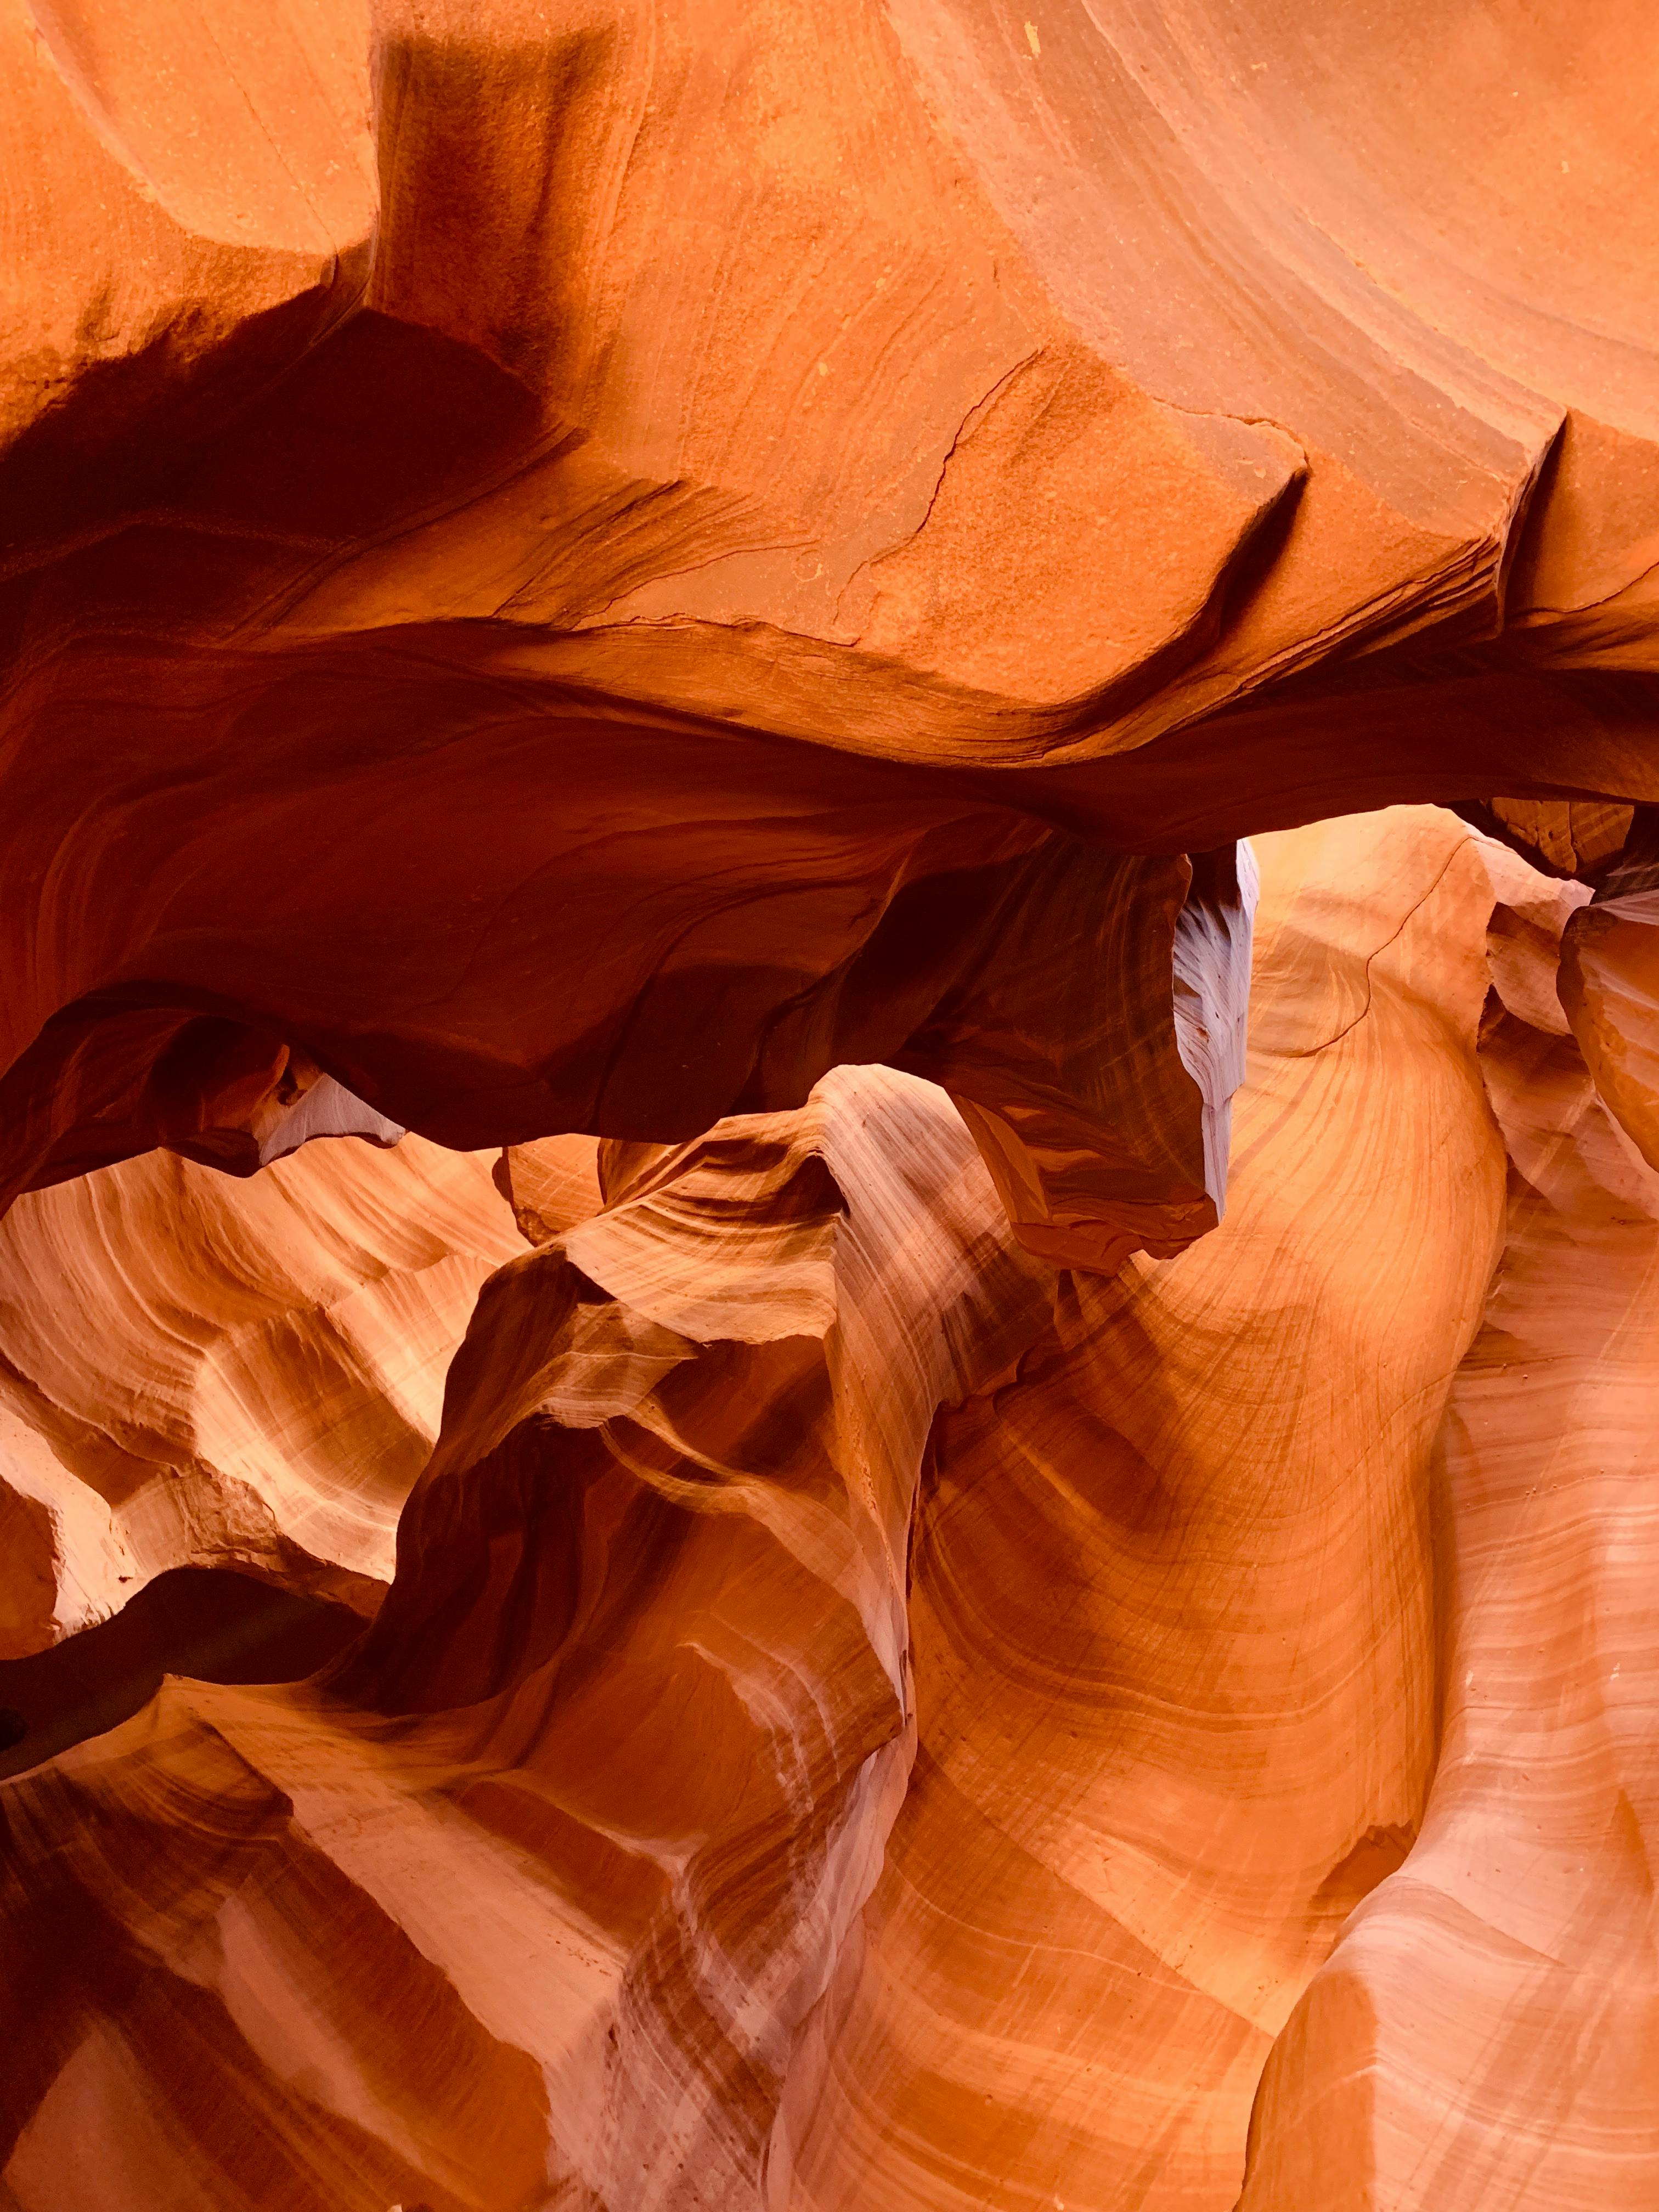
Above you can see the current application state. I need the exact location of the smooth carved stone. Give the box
[3,4,1659,2206]
[494,1135,606,1245]
[1242,935,1659,2211]
[0,702,1249,1287]
[0,1565,365,1782]
[1459,799,1639,887]
[787,806,1509,2209]
[1559,889,1659,1172]
[0,812,1589,2212]
[919,842,1256,1274]
[589,841,1256,1277]
[0,1063,1054,2211]
[2,1,1658,1238]
[0,1133,522,1657]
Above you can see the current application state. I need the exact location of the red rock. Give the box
[0,1135,521,1656]
[2,0,1657,1215]
[0,1064,1053,2208]
[3,5,1659,2205]
[1244,884,1659,2211]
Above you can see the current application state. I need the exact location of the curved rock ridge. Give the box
[0,1565,366,1784]
[0,1132,523,1659]
[1558,824,1659,1174]
[0,1062,1056,2211]
[1240,862,1659,2211]
[0,785,1254,1283]
[2,1,1658,1221]
[4,5,1659,2205]
[9,811,1640,2209]
[787,805,1509,2209]
[495,1134,606,1246]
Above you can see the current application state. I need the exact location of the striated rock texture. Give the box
[1242,889,1659,2212]
[3,0,1658,1229]
[787,807,1509,2209]
[7,812,1659,2209]
[0,1134,523,1656]
[0,1063,1056,2209]
[5,3,1659,2208]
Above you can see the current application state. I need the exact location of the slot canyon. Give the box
[1,2,1657,2207]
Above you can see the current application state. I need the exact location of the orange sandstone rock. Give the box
[3,4,1659,2207]
[5,811,1624,2212]
[788,808,1508,2209]
[0,1064,1053,2209]
[1242,893,1659,2212]
[495,1135,605,1246]
[2,0,1658,1223]
[0,1134,522,1657]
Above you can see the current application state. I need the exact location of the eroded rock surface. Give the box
[8,816,1653,2210]
[0,1065,1053,2210]
[5,4,1659,2207]
[3,0,1658,1228]
[0,1134,522,1655]
[789,809,1509,2208]
[1244,868,1659,2211]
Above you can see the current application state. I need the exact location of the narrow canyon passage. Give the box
[3,2,1659,2205]
[4,809,1657,2208]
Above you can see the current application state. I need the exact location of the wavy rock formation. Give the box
[8,810,1638,2212]
[3,0,1658,1226]
[1242,866,1659,2211]
[1558,821,1659,1172]
[0,1064,1054,2210]
[0,1565,366,1785]
[788,806,1508,2209]
[495,1135,605,1247]
[5,3,1659,2207]
[0,1133,523,1657]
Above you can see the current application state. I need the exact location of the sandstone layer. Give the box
[6,813,1657,2209]
[3,0,1658,1232]
[4,4,1659,2209]
[0,1134,524,1657]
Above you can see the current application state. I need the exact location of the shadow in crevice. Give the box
[0,1566,365,1781]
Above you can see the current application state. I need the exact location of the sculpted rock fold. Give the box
[0,811,1567,2210]
[1242,893,1659,2211]
[0,1134,521,1658]
[0,1066,1054,2210]
[4,4,1659,2203]
[3,1,1659,1215]
[790,808,1507,2210]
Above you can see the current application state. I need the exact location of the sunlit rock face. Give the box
[0,1135,529,1655]
[3,3,1659,2208]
